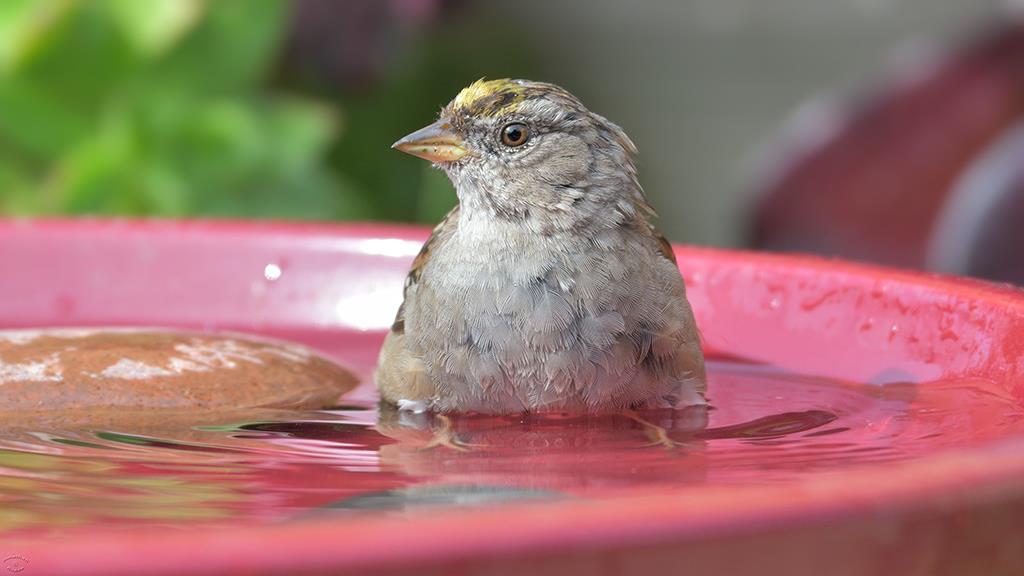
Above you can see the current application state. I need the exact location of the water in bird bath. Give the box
[0,328,1019,538]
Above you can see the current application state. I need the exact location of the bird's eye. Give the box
[499,123,530,147]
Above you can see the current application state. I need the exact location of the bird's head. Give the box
[393,79,651,232]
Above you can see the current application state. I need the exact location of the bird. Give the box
[376,79,706,446]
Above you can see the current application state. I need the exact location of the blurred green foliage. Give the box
[0,0,534,223]
[0,0,353,218]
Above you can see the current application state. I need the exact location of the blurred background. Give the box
[1,0,1023,281]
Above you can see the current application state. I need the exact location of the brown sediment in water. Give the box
[0,329,358,416]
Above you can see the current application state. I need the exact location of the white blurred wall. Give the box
[477,0,1007,246]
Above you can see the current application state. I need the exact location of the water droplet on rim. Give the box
[264,263,282,281]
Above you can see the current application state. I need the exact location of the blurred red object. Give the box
[750,19,1024,284]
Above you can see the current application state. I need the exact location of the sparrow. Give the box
[376,79,706,421]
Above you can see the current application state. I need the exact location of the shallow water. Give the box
[1,334,1022,537]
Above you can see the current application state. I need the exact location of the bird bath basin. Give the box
[2,219,1024,576]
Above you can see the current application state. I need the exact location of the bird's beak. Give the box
[392,120,468,163]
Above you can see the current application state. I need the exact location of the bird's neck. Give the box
[449,168,646,239]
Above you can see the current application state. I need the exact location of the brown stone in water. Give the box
[0,329,357,412]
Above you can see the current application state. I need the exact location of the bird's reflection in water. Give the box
[305,403,839,514]
[355,402,836,507]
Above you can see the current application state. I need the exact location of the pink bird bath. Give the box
[1,219,1023,575]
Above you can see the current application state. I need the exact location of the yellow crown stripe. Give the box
[452,78,526,116]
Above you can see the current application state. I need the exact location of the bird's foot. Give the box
[419,414,481,452]
[623,410,683,450]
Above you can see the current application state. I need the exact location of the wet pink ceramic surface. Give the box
[2,219,1024,576]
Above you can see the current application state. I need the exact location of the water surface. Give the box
[1,333,1020,538]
